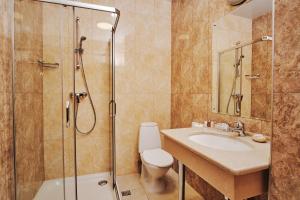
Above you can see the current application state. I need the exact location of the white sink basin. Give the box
[189,134,253,151]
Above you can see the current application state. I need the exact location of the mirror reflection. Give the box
[212,0,273,120]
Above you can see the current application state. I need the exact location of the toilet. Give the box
[139,122,174,193]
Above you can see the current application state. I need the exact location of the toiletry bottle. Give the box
[207,120,211,127]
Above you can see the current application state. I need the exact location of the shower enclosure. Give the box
[13,0,120,199]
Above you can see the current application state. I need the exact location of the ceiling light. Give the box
[97,22,113,30]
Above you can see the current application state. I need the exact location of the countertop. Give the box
[161,127,271,175]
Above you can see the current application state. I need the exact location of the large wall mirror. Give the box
[211,0,273,121]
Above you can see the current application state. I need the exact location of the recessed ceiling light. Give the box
[97,22,113,30]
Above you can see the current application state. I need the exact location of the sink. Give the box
[189,134,253,151]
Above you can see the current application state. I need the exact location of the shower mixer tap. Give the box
[70,92,88,103]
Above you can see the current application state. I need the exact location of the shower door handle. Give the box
[66,100,70,128]
[109,100,116,117]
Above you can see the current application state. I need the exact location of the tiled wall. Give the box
[114,0,171,175]
[14,0,45,199]
[251,13,272,120]
[0,0,14,199]
[270,0,300,199]
[171,0,270,199]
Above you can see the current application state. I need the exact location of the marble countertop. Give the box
[161,127,271,175]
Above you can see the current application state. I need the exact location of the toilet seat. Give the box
[142,148,173,168]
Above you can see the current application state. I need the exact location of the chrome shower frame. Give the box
[35,0,120,199]
[36,0,120,30]
[217,35,272,115]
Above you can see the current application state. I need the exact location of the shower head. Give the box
[79,36,86,48]
[80,36,87,42]
[78,36,87,54]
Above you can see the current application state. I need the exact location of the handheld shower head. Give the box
[80,36,87,42]
[79,36,87,51]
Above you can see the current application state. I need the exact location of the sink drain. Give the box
[98,180,108,186]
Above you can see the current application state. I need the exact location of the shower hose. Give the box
[74,54,97,135]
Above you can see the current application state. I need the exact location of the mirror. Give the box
[211,0,273,121]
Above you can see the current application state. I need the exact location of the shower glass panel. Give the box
[13,1,75,199]
[218,49,242,115]
[73,7,113,199]
[13,1,119,199]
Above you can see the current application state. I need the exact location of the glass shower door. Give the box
[13,1,119,199]
[13,1,75,199]
[72,7,114,200]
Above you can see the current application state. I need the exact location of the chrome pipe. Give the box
[36,0,116,12]
[111,28,117,188]
[35,0,120,30]
[219,35,272,54]
[112,10,120,31]
[178,161,185,200]
[72,7,79,199]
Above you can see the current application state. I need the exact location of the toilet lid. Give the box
[142,148,174,167]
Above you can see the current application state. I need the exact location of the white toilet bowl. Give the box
[139,122,174,193]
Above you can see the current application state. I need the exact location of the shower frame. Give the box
[34,0,120,199]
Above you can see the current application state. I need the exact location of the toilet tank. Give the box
[139,122,161,153]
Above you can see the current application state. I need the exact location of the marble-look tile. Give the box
[270,0,300,200]
[0,96,14,200]
[154,94,171,129]
[171,34,183,94]
[270,91,300,199]
[180,94,193,127]
[180,59,195,94]
[274,0,300,92]
[0,47,12,93]
[0,1,14,199]
[274,66,300,93]
[14,93,44,184]
[261,120,272,136]
[0,92,12,131]
[171,93,183,128]
[13,1,44,199]
[115,0,135,13]
[76,135,111,175]
[44,139,64,180]
[251,94,268,119]
[272,93,300,136]
[192,62,209,93]
[274,0,300,70]
[192,94,208,122]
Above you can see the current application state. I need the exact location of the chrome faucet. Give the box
[230,120,245,136]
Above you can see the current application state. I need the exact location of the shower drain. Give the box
[121,190,131,196]
[98,180,108,186]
